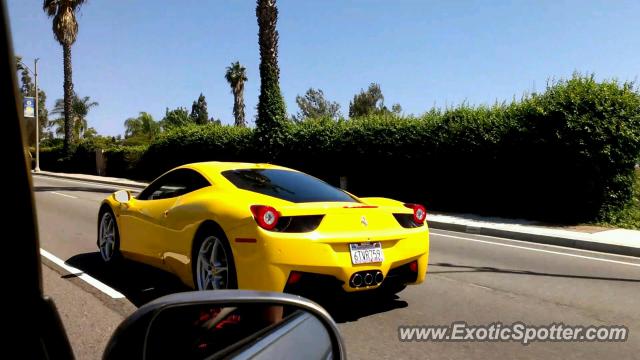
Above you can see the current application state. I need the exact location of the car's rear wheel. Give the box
[98,209,121,263]
[193,233,237,291]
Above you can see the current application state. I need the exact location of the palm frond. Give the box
[71,0,87,11]
[43,0,58,17]
[51,3,79,45]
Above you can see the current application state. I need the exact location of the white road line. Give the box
[468,283,493,291]
[433,233,640,268]
[50,191,78,199]
[40,248,125,299]
[33,175,140,192]
[431,228,640,261]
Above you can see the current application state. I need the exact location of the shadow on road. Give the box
[65,251,409,321]
[35,186,119,194]
[311,293,408,323]
[429,262,640,282]
[66,252,191,307]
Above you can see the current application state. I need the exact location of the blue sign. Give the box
[24,97,35,118]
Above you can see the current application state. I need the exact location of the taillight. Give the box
[404,203,427,224]
[287,271,303,285]
[250,205,280,230]
[409,260,418,273]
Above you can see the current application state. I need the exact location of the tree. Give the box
[256,0,287,149]
[15,56,49,136]
[160,107,192,130]
[43,0,87,153]
[124,112,160,143]
[391,103,402,115]
[190,93,209,125]
[348,83,402,118]
[48,118,64,138]
[225,61,248,127]
[16,55,23,71]
[51,93,98,140]
[83,127,98,139]
[348,83,384,118]
[293,88,341,121]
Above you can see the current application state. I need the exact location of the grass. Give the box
[594,169,640,230]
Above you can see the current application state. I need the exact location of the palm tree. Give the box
[49,118,65,138]
[124,112,160,141]
[43,0,87,153]
[255,0,286,134]
[225,61,248,127]
[51,93,98,140]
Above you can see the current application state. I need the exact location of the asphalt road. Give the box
[33,175,640,359]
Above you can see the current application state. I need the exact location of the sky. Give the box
[7,0,640,136]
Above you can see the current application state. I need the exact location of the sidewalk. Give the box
[35,170,148,189]
[33,170,640,257]
[428,213,640,257]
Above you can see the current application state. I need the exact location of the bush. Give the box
[103,145,147,178]
[271,75,640,222]
[597,169,640,229]
[39,141,98,174]
[138,124,255,179]
[40,75,640,224]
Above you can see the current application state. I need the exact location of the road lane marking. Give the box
[433,233,640,268]
[40,248,125,299]
[468,283,493,291]
[50,191,78,199]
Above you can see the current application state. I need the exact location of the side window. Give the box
[137,169,210,201]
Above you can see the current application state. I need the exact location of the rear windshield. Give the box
[221,169,357,203]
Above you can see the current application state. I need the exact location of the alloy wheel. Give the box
[196,236,229,290]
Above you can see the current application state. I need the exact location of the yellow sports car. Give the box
[98,162,429,296]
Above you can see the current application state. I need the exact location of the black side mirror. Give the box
[103,290,346,360]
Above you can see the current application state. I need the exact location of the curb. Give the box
[33,172,148,190]
[428,221,640,257]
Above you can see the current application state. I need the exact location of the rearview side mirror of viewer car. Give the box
[103,290,346,360]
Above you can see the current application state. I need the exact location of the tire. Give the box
[192,229,237,291]
[97,208,121,263]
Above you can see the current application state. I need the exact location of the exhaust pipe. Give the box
[374,271,384,285]
[364,272,374,286]
[352,273,363,287]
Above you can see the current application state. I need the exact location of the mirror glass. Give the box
[114,190,130,203]
[145,302,333,360]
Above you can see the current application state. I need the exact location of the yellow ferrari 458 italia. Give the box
[98,162,429,296]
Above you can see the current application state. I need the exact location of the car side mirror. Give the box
[114,190,131,203]
[103,290,346,360]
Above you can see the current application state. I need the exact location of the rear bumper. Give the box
[231,226,429,293]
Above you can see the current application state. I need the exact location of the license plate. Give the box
[349,242,384,265]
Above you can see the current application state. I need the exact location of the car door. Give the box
[119,169,197,267]
[156,169,212,277]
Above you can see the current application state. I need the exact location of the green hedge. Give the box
[138,125,255,178]
[103,145,147,178]
[41,75,640,223]
[39,142,146,178]
[39,142,97,174]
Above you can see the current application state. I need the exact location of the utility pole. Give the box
[34,58,40,172]
[18,57,41,172]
